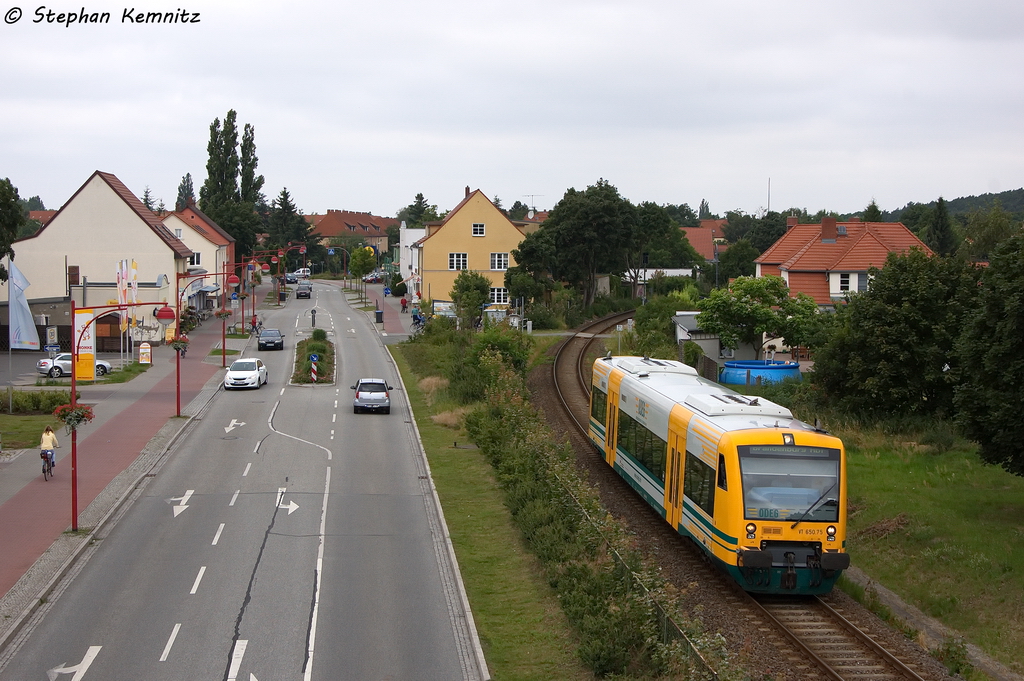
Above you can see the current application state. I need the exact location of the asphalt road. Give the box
[0,282,482,680]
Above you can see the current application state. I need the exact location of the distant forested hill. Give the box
[878,188,1024,222]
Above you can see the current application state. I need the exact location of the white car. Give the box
[36,353,112,378]
[224,358,268,390]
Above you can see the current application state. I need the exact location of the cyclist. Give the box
[40,425,59,470]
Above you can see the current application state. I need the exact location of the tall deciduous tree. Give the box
[696,275,818,359]
[0,179,26,280]
[958,202,1022,262]
[200,110,240,208]
[175,173,195,211]
[544,179,635,307]
[450,269,492,330]
[239,123,265,206]
[624,202,674,295]
[812,249,980,417]
[955,234,1024,475]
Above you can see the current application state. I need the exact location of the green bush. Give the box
[5,390,75,414]
[311,328,327,341]
[682,340,704,367]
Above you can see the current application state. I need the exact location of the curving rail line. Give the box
[549,318,933,681]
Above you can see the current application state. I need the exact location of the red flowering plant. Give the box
[53,403,96,434]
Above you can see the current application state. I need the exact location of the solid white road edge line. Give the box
[302,467,331,681]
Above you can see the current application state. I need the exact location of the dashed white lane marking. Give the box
[242,462,252,477]
[190,566,207,594]
[213,522,226,544]
[159,623,181,661]
[332,413,336,423]
[227,639,248,680]
[229,490,239,506]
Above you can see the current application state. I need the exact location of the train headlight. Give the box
[827,525,837,540]
[745,523,757,538]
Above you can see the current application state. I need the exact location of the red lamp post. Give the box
[69,299,174,530]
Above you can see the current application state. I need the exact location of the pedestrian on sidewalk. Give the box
[400,297,408,313]
[40,425,58,469]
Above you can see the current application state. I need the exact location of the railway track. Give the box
[547,319,938,681]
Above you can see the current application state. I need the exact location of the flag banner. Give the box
[8,259,40,350]
[74,308,96,381]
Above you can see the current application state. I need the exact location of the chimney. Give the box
[465,186,471,198]
[786,215,798,228]
[821,217,837,241]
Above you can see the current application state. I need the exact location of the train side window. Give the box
[616,409,668,483]
[717,453,727,491]
[590,386,608,426]
[683,451,716,516]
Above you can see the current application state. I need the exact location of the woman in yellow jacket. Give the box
[40,425,59,469]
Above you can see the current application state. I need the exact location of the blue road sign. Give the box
[309,354,319,362]
[231,292,238,300]
[44,345,60,352]
[383,287,391,296]
[328,248,335,255]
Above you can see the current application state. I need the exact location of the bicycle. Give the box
[41,449,54,481]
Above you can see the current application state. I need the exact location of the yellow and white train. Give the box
[589,356,850,594]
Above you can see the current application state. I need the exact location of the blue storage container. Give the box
[721,360,802,385]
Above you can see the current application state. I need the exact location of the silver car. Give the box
[224,358,268,390]
[351,378,392,414]
[36,353,112,378]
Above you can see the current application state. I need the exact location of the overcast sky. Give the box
[3,1,1022,219]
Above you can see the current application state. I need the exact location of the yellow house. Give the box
[414,188,539,306]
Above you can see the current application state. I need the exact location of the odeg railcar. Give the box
[589,356,850,595]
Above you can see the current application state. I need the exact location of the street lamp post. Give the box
[70,299,174,530]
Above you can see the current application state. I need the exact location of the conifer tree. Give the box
[175,173,194,211]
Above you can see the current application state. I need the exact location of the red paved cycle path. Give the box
[0,336,220,599]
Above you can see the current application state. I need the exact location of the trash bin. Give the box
[375,309,384,323]
[279,290,287,302]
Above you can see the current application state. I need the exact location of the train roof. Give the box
[601,356,804,427]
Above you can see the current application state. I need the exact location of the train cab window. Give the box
[591,386,608,426]
[616,409,668,483]
[683,451,715,516]
[717,453,727,491]
[737,445,841,522]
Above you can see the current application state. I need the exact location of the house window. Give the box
[449,253,468,270]
[858,273,868,292]
[174,228,182,238]
[189,252,201,266]
[472,223,485,236]
[490,253,508,270]
[839,273,850,291]
[490,287,508,304]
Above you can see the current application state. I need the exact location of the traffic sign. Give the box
[231,292,238,300]
[44,344,60,352]
[300,246,306,254]
[328,248,335,255]
[309,353,319,362]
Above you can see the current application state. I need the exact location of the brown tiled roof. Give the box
[172,204,234,247]
[314,210,397,238]
[28,210,56,225]
[787,271,831,303]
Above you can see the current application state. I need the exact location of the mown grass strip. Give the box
[390,347,592,681]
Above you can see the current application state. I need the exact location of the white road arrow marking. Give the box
[47,645,101,680]
[167,490,194,517]
[226,639,247,681]
[276,487,299,514]
[225,419,246,433]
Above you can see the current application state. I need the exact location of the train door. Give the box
[606,391,619,466]
[664,432,684,530]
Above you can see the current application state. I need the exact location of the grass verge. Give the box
[0,414,64,449]
[390,346,592,680]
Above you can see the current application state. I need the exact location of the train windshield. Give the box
[737,445,841,522]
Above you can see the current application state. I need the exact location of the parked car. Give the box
[258,328,284,350]
[296,282,312,299]
[36,353,112,378]
[351,378,392,414]
[224,358,268,390]
[362,272,383,283]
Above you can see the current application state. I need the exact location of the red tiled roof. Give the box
[172,204,234,247]
[787,271,831,303]
[758,222,930,272]
[680,226,729,261]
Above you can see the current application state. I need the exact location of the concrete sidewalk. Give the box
[0,314,254,651]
